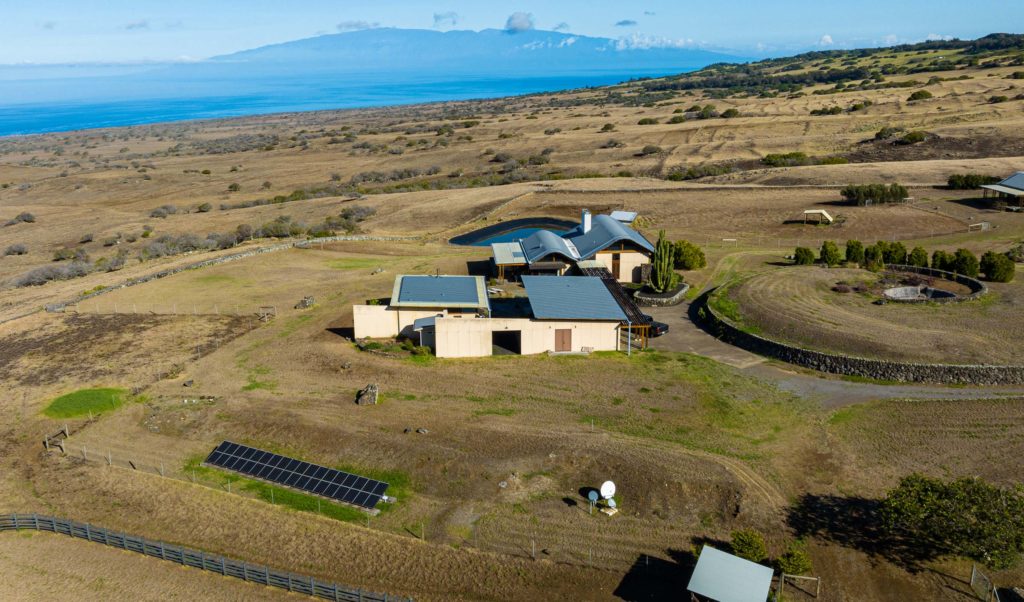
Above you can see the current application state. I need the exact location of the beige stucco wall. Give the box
[594,251,650,283]
[433,317,620,358]
[353,305,448,339]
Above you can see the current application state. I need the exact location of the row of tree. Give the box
[793,240,1016,282]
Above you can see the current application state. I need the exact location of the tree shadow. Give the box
[787,493,942,571]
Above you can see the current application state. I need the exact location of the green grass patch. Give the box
[242,481,366,522]
[193,273,239,285]
[828,405,865,426]
[327,257,387,271]
[43,388,127,418]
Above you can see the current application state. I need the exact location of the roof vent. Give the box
[581,208,592,234]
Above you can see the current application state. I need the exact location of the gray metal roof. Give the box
[564,214,655,259]
[491,242,528,265]
[520,229,580,264]
[981,184,1024,196]
[610,210,638,223]
[412,316,437,331]
[522,276,627,321]
[687,546,773,602]
[999,171,1024,192]
[390,275,489,309]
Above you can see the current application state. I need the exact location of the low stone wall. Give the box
[882,264,987,304]
[697,288,1024,385]
[634,283,690,307]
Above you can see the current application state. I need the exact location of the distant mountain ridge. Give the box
[202,28,741,75]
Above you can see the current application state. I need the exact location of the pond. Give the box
[450,217,577,247]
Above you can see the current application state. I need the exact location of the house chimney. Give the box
[581,208,592,234]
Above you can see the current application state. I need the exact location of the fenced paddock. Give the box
[0,513,411,602]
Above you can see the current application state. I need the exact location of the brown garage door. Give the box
[555,329,572,352]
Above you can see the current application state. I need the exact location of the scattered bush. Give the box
[840,183,909,206]
[600,123,616,132]
[79,233,93,244]
[4,244,27,256]
[227,182,241,192]
[197,203,213,213]
[667,115,686,124]
[947,174,1000,189]
[811,106,844,116]
[794,247,815,265]
[15,261,91,287]
[639,145,663,156]
[720,108,740,118]
[730,529,768,563]
[845,240,865,265]
[989,95,1010,104]
[907,89,933,101]
[874,126,903,140]
[601,139,625,149]
[762,152,811,167]
[637,118,659,125]
[673,240,706,270]
[664,164,733,181]
[5,212,36,226]
[149,204,178,218]
[898,131,927,144]
[981,251,1015,282]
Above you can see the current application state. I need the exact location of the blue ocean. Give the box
[0,70,677,137]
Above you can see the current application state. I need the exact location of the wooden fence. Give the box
[0,513,410,602]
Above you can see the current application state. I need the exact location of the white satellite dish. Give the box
[608,498,617,509]
[600,480,616,500]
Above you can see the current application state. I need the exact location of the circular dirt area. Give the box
[723,267,1024,364]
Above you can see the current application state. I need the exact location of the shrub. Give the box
[227,183,241,192]
[794,247,815,265]
[637,118,659,125]
[874,126,903,140]
[762,152,810,167]
[981,251,1015,282]
[149,204,177,218]
[863,245,885,271]
[952,248,979,277]
[947,174,1000,189]
[898,131,926,144]
[989,95,1010,104]
[820,241,842,267]
[931,249,953,271]
[721,108,740,118]
[601,139,625,149]
[640,145,663,156]
[4,244,27,256]
[79,233,93,244]
[649,231,680,293]
[730,529,767,563]
[908,246,929,267]
[673,240,706,270]
[778,540,813,575]
[811,106,844,116]
[15,261,91,287]
[845,240,864,265]
[197,203,213,213]
[881,473,1024,570]
[601,123,616,132]
[668,115,686,124]
[880,241,907,264]
[840,183,908,206]
[5,212,36,226]
[907,89,933,101]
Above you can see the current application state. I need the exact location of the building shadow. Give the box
[326,326,355,339]
[948,196,999,211]
[466,259,493,277]
[613,549,697,601]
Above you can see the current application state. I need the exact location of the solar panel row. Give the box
[204,441,388,510]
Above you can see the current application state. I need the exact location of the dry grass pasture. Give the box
[1,44,1024,601]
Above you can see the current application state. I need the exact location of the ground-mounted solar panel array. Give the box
[203,441,388,510]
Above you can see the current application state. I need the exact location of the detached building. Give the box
[352,275,641,358]
[981,172,1024,208]
[491,209,654,283]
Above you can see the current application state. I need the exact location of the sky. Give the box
[4,0,1022,64]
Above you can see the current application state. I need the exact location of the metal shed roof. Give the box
[491,242,527,265]
[522,276,627,321]
[687,546,773,602]
[520,229,580,264]
[564,214,655,259]
[390,275,489,310]
[999,171,1024,191]
[610,210,638,223]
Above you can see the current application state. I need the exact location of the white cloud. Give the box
[883,34,899,45]
[926,33,954,41]
[522,40,547,50]
[505,12,534,33]
[818,34,834,46]
[558,36,577,48]
[433,12,458,28]
[336,20,380,32]
[553,22,570,32]
[615,33,696,51]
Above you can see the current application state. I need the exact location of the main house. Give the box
[353,274,646,358]
[490,209,654,283]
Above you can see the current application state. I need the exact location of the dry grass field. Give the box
[723,266,1024,364]
[1,47,1024,601]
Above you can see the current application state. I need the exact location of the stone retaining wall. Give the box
[883,264,987,304]
[634,283,690,307]
[697,288,1024,385]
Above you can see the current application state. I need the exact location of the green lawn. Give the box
[43,388,127,418]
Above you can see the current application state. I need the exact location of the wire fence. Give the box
[0,513,410,602]
[971,564,1002,602]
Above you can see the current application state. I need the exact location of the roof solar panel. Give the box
[203,441,388,510]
